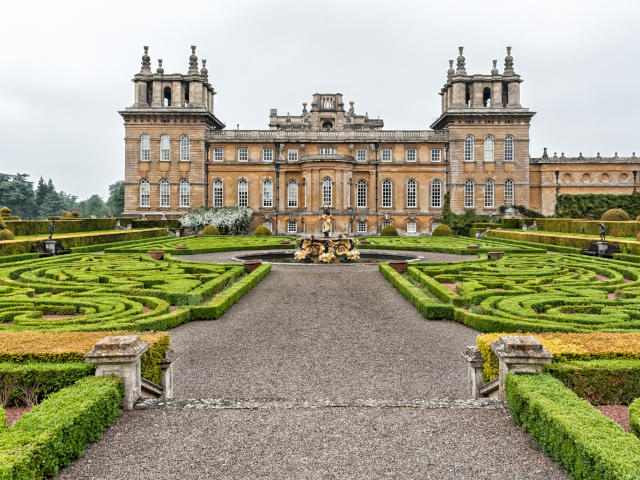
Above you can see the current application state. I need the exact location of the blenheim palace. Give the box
[121,46,639,235]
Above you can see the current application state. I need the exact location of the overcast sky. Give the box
[0,0,638,200]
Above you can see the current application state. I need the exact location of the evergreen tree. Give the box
[0,173,36,219]
[38,190,65,218]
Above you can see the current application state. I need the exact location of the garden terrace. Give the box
[358,236,545,254]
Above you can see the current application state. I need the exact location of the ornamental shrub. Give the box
[253,225,272,236]
[0,229,14,241]
[0,404,5,429]
[380,225,398,236]
[0,207,10,218]
[202,225,220,236]
[179,206,253,235]
[556,192,640,219]
[432,224,453,236]
[601,208,631,221]
[630,397,640,438]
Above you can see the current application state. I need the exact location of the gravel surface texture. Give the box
[597,404,631,433]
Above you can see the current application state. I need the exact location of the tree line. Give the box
[0,173,124,220]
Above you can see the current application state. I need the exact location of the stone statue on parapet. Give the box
[48,220,55,240]
[599,223,606,242]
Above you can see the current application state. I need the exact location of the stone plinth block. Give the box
[491,335,552,401]
[462,345,485,399]
[85,335,149,410]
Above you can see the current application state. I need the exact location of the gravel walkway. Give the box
[56,261,569,480]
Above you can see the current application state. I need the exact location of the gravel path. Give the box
[55,262,569,480]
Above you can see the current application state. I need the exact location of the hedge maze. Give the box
[359,236,545,254]
[0,253,268,332]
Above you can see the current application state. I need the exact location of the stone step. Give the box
[140,377,164,399]
[478,379,499,398]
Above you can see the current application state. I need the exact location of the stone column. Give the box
[159,349,176,399]
[462,346,485,399]
[85,335,149,410]
[491,335,552,401]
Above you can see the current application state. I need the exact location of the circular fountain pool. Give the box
[234,251,420,264]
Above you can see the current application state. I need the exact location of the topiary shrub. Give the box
[631,397,640,438]
[202,225,220,236]
[601,208,630,221]
[0,229,14,241]
[0,207,11,218]
[253,225,272,236]
[380,225,398,236]
[432,224,453,236]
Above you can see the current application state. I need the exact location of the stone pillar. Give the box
[85,335,149,410]
[462,346,485,399]
[159,349,176,399]
[491,335,552,401]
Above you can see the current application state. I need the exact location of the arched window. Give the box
[237,179,248,207]
[212,179,223,207]
[504,179,515,206]
[322,177,332,207]
[160,135,170,162]
[464,135,475,162]
[179,179,190,207]
[464,179,475,208]
[159,179,170,207]
[482,87,491,107]
[139,179,150,207]
[382,179,392,208]
[140,135,150,162]
[406,179,417,208]
[262,178,273,208]
[484,135,494,163]
[287,179,298,208]
[356,180,367,208]
[504,135,514,162]
[180,135,190,162]
[431,179,442,208]
[484,179,495,208]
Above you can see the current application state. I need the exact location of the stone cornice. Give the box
[430,109,535,130]
[530,156,640,165]
[206,129,448,144]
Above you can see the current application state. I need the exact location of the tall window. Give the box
[180,135,190,162]
[357,221,367,234]
[262,178,273,208]
[431,149,441,162]
[484,179,495,208]
[320,147,335,155]
[504,135,514,162]
[213,147,224,162]
[356,180,367,208]
[464,179,475,208]
[262,148,273,163]
[382,219,392,228]
[407,179,417,208]
[179,179,190,207]
[406,221,417,234]
[237,179,248,207]
[431,179,442,208]
[356,148,367,163]
[406,148,417,162]
[262,220,272,232]
[159,179,170,207]
[381,148,392,163]
[160,135,170,162]
[464,135,475,162]
[382,179,392,208]
[288,179,298,208]
[322,177,332,206]
[287,221,297,234]
[484,135,494,163]
[288,149,298,163]
[504,179,515,206]
[140,135,150,162]
[139,179,150,207]
[213,179,223,207]
[238,147,248,162]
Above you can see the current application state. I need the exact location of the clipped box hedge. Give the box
[505,373,640,480]
[630,397,640,438]
[0,376,123,480]
[4,219,117,236]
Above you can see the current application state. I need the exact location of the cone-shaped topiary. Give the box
[381,225,398,236]
[253,225,272,236]
[202,225,221,236]
[601,208,630,221]
[432,224,453,236]
[0,207,10,218]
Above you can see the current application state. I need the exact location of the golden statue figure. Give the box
[321,205,331,237]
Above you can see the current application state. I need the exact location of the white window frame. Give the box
[431,149,441,163]
[213,147,224,162]
[382,219,392,228]
[140,135,150,162]
[238,147,248,162]
[237,179,248,207]
[262,147,274,163]
[262,178,273,208]
[212,179,223,207]
[159,179,170,207]
[288,148,298,163]
[381,148,392,163]
[484,179,495,208]
[430,179,442,208]
[262,220,272,232]
[405,148,417,163]
[356,179,367,208]
[382,179,392,208]
[356,148,367,163]
[139,179,150,207]
[504,179,515,206]
[287,221,298,234]
[464,179,475,208]
[288,179,298,208]
[180,135,190,162]
[504,135,514,162]
[406,221,417,234]
[464,135,475,162]
[357,220,367,234]
[160,135,170,162]
[179,179,190,207]
[484,135,494,163]
[322,177,333,207]
[320,147,335,155]
[406,179,417,208]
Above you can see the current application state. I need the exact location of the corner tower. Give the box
[431,47,535,214]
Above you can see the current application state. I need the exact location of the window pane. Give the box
[504,179,514,206]
[504,135,514,162]
[288,149,298,163]
[262,179,273,207]
[160,135,170,162]
[213,148,224,162]
[140,135,150,162]
[431,180,441,208]
[484,179,494,207]
[484,136,494,163]
[238,179,248,207]
[382,148,392,163]
[288,180,298,208]
[179,180,190,207]
[464,180,474,207]
[262,148,273,163]
[160,179,170,207]
[213,179,223,207]
[238,148,248,162]
[382,180,392,208]
[357,149,367,163]
[464,136,474,162]
[406,149,416,162]
[322,177,332,206]
[139,180,150,207]
[180,135,190,162]
[357,221,367,233]
[407,180,417,208]
[288,221,297,234]
[431,149,441,162]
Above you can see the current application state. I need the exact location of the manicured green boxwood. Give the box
[380,225,398,236]
[0,405,5,429]
[601,208,631,221]
[505,373,640,480]
[0,376,123,480]
[432,224,453,236]
[4,219,117,236]
[253,225,271,236]
[630,397,640,438]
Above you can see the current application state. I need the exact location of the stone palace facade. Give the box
[120,46,639,235]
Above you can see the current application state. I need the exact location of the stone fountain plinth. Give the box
[294,235,360,263]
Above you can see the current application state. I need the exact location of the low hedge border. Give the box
[4,219,117,236]
[0,376,123,480]
[630,397,640,438]
[505,373,640,480]
[0,253,39,264]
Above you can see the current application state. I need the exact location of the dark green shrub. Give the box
[380,225,398,236]
[631,397,640,438]
[202,225,220,236]
[253,225,272,236]
[556,192,640,219]
[601,208,631,221]
[442,193,490,235]
[432,224,453,236]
